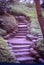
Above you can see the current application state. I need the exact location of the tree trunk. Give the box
[34,0,44,38]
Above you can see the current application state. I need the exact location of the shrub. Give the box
[0,36,17,63]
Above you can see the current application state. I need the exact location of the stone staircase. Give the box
[6,16,44,63]
[15,21,28,38]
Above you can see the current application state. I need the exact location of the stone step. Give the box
[18,28,28,31]
[8,38,33,45]
[14,36,26,38]
[16,57,35,61]
[16,32,26,34]
[18,23,27,26]
[12,45,31,48]
[16,31,28,33]
[18,23,27,25]
[12,46,30,50]
[8,42,32,45]
[16,54,32,58]
[26,34,38,40]
[12,48,34,52]
[18,25,27,28]
[18,16,26,20]
[10,48,30,52]
[15,52,30,55]
[16,33,26,36]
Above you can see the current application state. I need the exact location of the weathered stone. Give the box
[39,58,44,63]
[1,14,18,33]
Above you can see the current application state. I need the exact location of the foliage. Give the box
[0,36,17,62]
[0,28,7,36]
[9,3,43,35]
[36,39,44,56]
[30,18,43,35]
[9,3,37,18]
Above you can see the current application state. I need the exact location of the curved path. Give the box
[4,15,44,63]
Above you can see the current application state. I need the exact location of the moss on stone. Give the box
[0,36,17,63]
